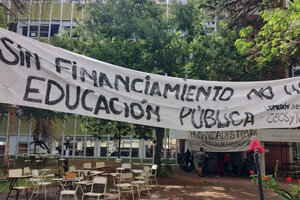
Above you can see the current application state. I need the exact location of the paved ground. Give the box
[0,166,289,200]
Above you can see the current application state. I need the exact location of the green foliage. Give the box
[134,124,153,140]
[235,0,300,71]
[0,7,7,28]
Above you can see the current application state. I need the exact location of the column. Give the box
[107,133,110,160]
[72,117,77,158]
[260,142,265,175]
[47,0,53,42]
[59,0,64,32]
[83,121,87,159]
[141,139,144,164]
[27,120,32,154]
[70,0,74,37]
[37,0,43,37]
[152,129,155,164]
[5,114,9,156]
[15,117,21,157]
[61,118,65,157]
[129,124,133,163]
[27,0,33,37]
[164,128,167,159]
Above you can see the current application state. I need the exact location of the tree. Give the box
[20,106,65,153]
[51,0,260,172]
[0,0,25,24]
[0,104,65,153]
[52,0,186,172]
[235,0,300,79]
[169,1,253,81]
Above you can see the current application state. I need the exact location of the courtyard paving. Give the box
[0,166,289,200]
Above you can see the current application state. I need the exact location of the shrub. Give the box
[250,173,300,200]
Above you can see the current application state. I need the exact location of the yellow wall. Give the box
[18,2,84,21]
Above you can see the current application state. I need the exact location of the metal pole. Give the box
[255,150,264,200]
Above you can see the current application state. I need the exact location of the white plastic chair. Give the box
[82,176,107,200]
[59,183,79,200]
[7,169,30,199]
[149,164,158,185]
[96,162,105,168]
[115,173,134,200]
[30,169,51,200]
[23,167,32,193]
[132,171,150,197]
[121,163,131,173]
[83,162,92,169]
[59,172,79,200]
[68,165,75,172]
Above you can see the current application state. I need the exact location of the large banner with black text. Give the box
[1,28,300,131]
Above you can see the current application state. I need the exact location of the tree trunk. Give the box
[33,119,41,154]
[118,133,121,159]
[154,127,164,174]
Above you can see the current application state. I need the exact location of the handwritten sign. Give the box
[188,130,257,152]
[1,28,300,131]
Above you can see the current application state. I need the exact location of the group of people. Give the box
[183,148,232,177]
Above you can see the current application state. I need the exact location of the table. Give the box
[6,175,32,200]
[116,167,125,174]
[89,170,104,176]
[132,169,143,174]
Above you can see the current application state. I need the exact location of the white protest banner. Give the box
[188,130,257,152]
[1,28,300,131]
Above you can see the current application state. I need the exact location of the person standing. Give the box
[216,152,225,177]
[184,149,192,169]
[194,147,205,177]
[202,150,209,177]
[224,153,230,176]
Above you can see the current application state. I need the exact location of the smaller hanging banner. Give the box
[188,130,257,152]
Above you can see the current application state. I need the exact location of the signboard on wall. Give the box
[2,28,300,131]
[188,130,257,152]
